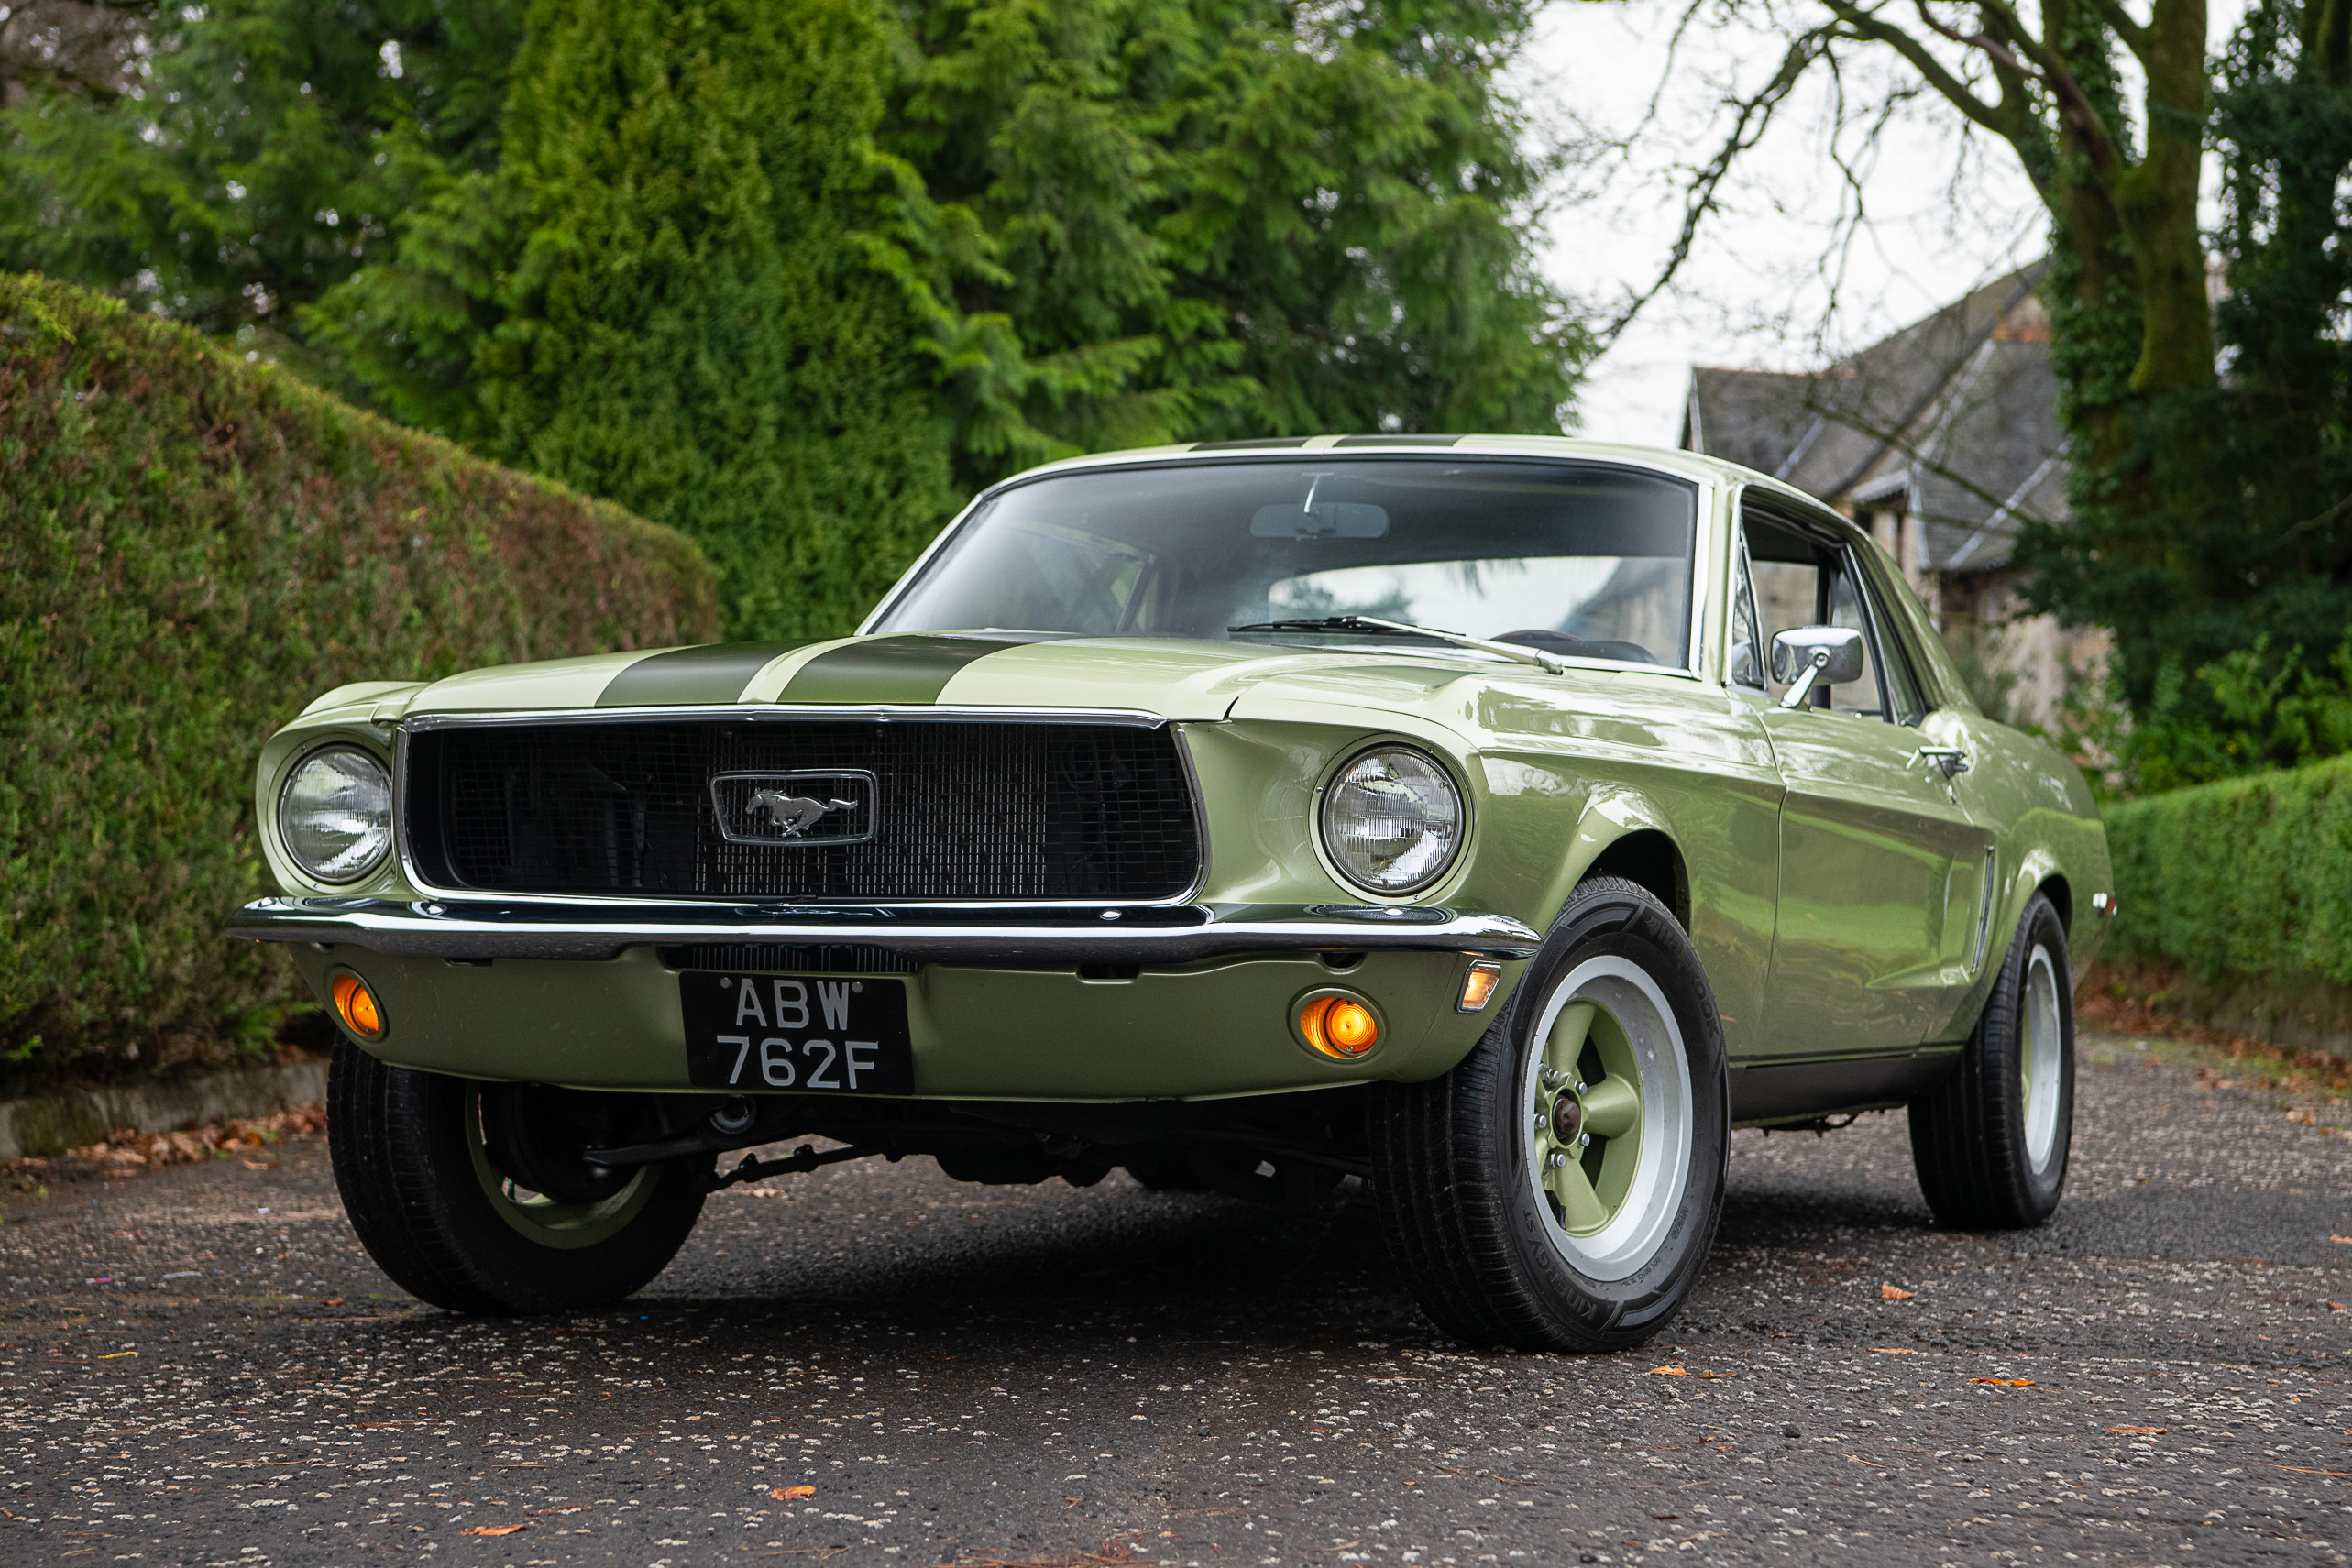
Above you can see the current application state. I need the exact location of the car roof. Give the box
[989,434,1783,499]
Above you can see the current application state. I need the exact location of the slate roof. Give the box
[1679,264,2068,575]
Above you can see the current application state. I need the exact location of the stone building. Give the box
[1678,264,2104,729]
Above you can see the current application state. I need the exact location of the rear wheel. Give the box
[1370,876,1729,1352]
[328,1040,709,1314]
[1908,892,2074,1229]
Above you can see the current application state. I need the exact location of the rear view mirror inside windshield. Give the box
[1249,500,1390,539]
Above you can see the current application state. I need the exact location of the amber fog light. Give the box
[331,972,384,1039]
[1298,994,1379,1060]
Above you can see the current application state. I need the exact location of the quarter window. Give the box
[1728,529,1767,692]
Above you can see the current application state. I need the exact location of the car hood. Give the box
[392,631,1608,725]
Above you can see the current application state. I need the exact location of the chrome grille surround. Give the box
[394,707,1205,906]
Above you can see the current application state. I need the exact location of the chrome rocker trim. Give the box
[227,897,1543,964]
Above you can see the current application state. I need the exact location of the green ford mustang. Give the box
[230,436,2110,1351]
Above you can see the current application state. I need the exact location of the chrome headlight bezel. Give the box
[276,742,395,886]
[1317,744,1467,896]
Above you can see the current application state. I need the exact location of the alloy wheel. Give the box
[1521,956,1694,1282]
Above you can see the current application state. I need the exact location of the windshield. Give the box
[870,458,1700,668]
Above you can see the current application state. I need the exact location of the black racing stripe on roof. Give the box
[595,641,816,707]
[776,633,1072,705]
[1190,437,1311,450]
[1332,433,1464,447]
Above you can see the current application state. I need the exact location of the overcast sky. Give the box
[1512,3,2247,445]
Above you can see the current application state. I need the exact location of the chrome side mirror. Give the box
[1769,626,1865,709]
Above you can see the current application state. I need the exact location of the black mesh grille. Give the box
[404,720,1199,901]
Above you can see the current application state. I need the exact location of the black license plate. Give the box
[680,972,914,1094]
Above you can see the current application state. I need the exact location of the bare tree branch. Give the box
[1599,18,1838,342]
[1819,1,2011,135]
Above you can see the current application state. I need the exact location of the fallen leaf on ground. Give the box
[1650,1514,1678,1521]
[2329,1302,2347,1311]
[462,1524,526,1537]
[1697,1371,1733,1379]
[1881,1285,1917,1300]
[1645,1365,1688,1376]
[773,1486,816,1500]
[2105,1425,2165,1435]
[1871,1347,1918,1355]
[1972,1377,2035,1387]
[2332,1236,2352,1244]
[242,1160,280,1170]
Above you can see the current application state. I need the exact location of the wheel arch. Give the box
[2034,871,2072,932]
[1585,829,1690,931]
[2001,844,2071,960]
[1962,844,2085,1032]
[1540,788,1691,934]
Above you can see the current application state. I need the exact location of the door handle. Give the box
[1913,745,1971,779]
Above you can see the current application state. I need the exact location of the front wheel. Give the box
[1908,891,2074,1229]
[1370,876,1730,1353]
[327,1040,710,1314]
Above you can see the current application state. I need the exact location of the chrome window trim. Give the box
[391,706,1213,911]
[859,453,1715,681]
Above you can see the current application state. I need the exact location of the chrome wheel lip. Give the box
[2020,942,2063,1173]
[1520,955,1693,1283]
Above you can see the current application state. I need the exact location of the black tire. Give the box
[1909,891,2074,1229]
[1370,876,1730,1353]
[327,1039,710,1314]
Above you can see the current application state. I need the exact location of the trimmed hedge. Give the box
[1,273,717,1090]
[2104,753,2352,998]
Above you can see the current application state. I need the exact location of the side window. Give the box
[1742,510,1889,719]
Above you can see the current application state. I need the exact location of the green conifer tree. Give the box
[460,0,959,638]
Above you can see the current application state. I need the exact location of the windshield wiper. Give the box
[1227,614,1570,674]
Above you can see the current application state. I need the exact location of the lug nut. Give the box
[1579,1133,1592,1147]
[1540,1066,1565,1089]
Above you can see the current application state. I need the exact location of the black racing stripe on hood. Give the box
[777,634,1070,705]
[596,641,816,707]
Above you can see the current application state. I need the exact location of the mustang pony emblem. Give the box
[750,790,858,837]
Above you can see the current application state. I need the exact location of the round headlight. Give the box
[1320,747,1464,894]
[278,745,394,884]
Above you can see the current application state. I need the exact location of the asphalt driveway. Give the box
[1,1035,2345,1567]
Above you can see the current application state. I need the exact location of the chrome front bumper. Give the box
[227,897,1544,965]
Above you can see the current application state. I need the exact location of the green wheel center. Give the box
[1530,996,1653,1239]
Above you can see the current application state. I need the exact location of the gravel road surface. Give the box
[1,1036,2346,1568]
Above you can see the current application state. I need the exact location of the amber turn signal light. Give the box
[331,972,383,1039]
[1456,959,1503,1014]
[1298,995,1379,1059]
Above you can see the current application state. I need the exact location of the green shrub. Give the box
[0,273,716,1091]
[2103,752,2352,992]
